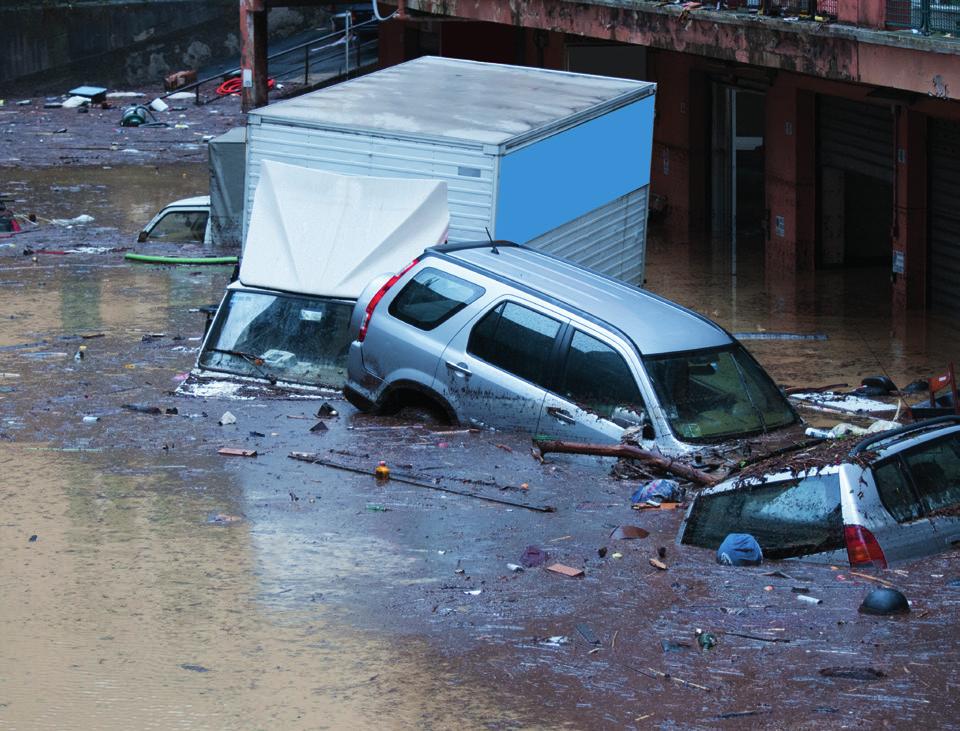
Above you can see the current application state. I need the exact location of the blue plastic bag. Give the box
[716,533,763,566]
[630,479,681,504]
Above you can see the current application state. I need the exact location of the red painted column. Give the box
[240,0,268,112]
[892,108,927,314]
[648,50,708,238]
[378,18,408,68]
[764,74,816,277]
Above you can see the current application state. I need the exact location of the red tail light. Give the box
[357,258,419,342]
[844,525,888,568]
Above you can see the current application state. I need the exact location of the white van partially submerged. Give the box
[138,196,211,245]
[178,160,449,399]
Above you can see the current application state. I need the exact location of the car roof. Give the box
[860,418,960,458]
[700,419,960,496]
[166,195,210,208]
[428,243,732,356]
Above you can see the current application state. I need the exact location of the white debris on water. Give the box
[178,379,254,400]
[65,246,112,254]
[50,214,94,226]
[790,391,898,414]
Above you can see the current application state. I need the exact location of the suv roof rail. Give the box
[427,240,522,255]
[850,415,960,456]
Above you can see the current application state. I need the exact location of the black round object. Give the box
[859,588,910,616]
[861,376,898,393]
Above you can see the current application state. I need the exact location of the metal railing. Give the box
[886,0,960,33]
[159,14,379,106]
[729,0,836,18]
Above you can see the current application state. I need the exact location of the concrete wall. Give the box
[1,0,325,90]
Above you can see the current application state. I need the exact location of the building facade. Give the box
[242,0,960,319]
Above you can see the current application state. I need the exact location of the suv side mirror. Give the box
[611,406,651,430]
[612,407,656,441]
[137,230,149,243]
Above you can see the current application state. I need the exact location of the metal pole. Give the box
[345,12,352,77]
[304,45,309,84]
[921,0,930,33]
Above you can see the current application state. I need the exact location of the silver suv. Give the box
[344,241,799,454]
[679,417,960,566]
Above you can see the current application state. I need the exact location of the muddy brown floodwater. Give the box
[1,165,959,730]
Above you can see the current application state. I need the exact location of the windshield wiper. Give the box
[206,348,277,385]
[731,357,768,434]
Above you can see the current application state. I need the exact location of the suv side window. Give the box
[902,434,960,515]
[468,302,561,389]
[388,268,484,331]
[872,459,924,524]
[559,330,646,419]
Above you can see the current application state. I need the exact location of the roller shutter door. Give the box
[929,118,960,315]
[818,96,893,182]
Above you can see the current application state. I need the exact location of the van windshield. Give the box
[642,344,796,442]
[198,290,353,387]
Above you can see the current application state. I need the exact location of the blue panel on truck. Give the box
[495,96,654,244]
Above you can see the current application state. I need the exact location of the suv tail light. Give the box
[357,258,419,342]
[844,525,888,568]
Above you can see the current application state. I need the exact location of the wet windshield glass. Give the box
[146,210,208,242]
[681,474,844,559]
[642,344,796,441]
[198,290,353,387]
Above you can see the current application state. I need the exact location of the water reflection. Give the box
[645,228,959,390]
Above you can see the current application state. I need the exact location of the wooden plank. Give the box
[218,447,257,457]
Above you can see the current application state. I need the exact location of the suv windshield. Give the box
[643,344,796,442]
[198,290,353,387]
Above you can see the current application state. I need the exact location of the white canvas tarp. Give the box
[240,160,449,298]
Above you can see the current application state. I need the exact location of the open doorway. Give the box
[711,85,766,237]
[817,96,893,267]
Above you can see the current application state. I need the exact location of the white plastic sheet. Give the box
[240,160,449,298]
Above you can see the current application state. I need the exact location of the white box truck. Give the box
[244,56,655,284]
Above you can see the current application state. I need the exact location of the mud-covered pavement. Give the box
[3,157,960,729]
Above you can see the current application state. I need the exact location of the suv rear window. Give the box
[681,474,844,559]
[468,301,562,390]
[388,268,484,330]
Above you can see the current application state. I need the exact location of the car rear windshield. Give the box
[643,344,796,442]
[681,473,844,559]
[388,268,484,330]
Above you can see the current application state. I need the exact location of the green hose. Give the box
[125,253,238,265]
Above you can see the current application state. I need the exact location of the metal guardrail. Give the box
[886,0,960,33]
[730,0,836,18]
[160,14,379,105]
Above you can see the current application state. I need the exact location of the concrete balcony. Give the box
[402,0,960,98]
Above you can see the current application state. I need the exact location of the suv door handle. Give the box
[546,406,576,424]
[445,360,472,378]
